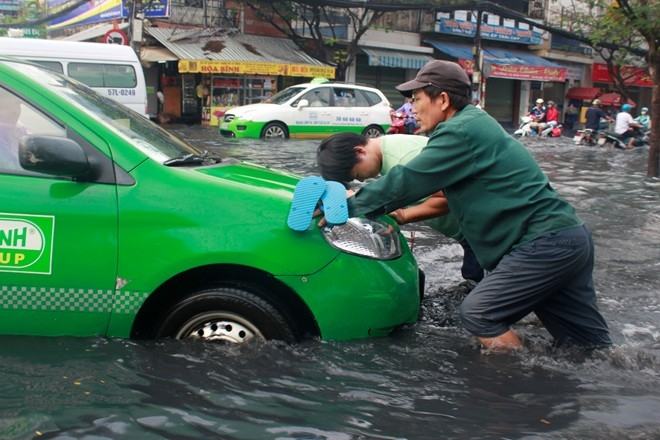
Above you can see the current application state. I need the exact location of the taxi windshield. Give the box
[265,86,306,105]
[8,61,200,163]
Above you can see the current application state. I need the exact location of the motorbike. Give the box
[597,128,649,150]
[573,128,597,146]
[387,111,406,135]
[513,115,534,136]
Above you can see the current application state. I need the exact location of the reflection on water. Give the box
[1,129,659,439]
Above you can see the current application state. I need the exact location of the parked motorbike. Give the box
[573,128,597,146]
[387,111,406,134]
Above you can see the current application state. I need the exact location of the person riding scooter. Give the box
[615,104,643,149]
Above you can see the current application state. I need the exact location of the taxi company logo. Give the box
[0,214,54,274]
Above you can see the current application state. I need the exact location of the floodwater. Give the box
[2,128,659,439]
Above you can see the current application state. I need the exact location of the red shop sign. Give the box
[592,63,653,88]
[489,64,567,82]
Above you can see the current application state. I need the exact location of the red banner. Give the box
[457,59,566,82]
[592,63,653,87]
[489,64,566,81]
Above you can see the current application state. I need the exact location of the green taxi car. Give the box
[0,59,421,343]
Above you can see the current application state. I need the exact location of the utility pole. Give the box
[472,8,485,107]
[128,0,143,58]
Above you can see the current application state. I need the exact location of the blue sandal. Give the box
[287,176,326,231]
[321,181,348,226]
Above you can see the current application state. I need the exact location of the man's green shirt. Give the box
[348,105,581,270]
[380,135,461,240]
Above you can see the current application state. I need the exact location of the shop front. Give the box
[426,40,567,124]
[355,46,432,108]
[146,27,334,125]
[591,63,653,111]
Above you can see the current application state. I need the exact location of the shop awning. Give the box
[566,87,600,101]
[140,46,178,63]
[362,47,432,70]
[597,92,636,107]
[146,27,335,78]
[424,40,567,82]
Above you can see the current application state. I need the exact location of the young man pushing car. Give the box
[339,60,612,351]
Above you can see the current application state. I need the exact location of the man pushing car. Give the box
[335,60,612,351]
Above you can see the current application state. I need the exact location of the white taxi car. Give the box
[218,79,391,139]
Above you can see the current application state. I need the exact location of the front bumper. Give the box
[277,249,421,341]
[218,118,265,138]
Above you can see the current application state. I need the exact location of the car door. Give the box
[291,87,333,137]
[0,85,117,337]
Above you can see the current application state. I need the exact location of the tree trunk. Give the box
[647,55,659,178]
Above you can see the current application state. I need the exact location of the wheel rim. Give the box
[175,311,264,343]
[264,125,286,138]
[365,127,382,138]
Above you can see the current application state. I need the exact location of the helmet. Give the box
[592,99,601,106]
[621,104,632,112]
[641,107,648,113]
[536,98,544,104]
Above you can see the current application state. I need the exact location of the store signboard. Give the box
[287,64,336,78]
[592,63,653,87]
[47,0,169,29]
[458,59,566,82]
[179,60,336,78]
[489,64,566,81]
[435,16,542,45]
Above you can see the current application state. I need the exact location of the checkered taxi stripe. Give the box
[0,286,150,314]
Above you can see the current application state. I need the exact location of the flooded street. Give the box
[2,127,659,439]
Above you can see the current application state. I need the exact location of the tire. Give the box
[261,122,288,139]
[156,287,296,344]
[362,125,384,138]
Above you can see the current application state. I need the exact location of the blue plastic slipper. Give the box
[321,180,348,226]
[287,176,327,231]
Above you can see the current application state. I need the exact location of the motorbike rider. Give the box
[634,107,650,131]
[585,99,610,133]
[396,97,417,134]
[615,103,643,149]
[528,98,546,135]
[540,101,560,137]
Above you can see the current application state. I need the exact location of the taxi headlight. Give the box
[322,218,401,260]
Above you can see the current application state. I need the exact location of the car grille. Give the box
[224,114,235,122]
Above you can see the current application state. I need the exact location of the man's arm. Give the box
[348,126,473,218]
[389,192,449,224]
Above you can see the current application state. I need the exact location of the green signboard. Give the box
[0,213,54,274]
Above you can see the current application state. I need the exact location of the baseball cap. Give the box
[395,60,470,97]
[536,98,544,104]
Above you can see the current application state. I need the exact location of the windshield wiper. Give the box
[163,151,220,167]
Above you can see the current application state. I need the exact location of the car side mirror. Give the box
[297,99,309,109]
[19,135,96,181]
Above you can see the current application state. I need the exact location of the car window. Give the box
[332,88,357,107]
[361,90,383,106]
[295,88,331,107]
[67,63,137,88]
[354,90,374,107]
[266,86,305,105]
[0,87,66,175]
[27,60,64,74]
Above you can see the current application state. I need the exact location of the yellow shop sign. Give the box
[178,60,335,78]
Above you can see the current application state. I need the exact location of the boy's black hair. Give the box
[317,132,368,183]
[421,84,470,110]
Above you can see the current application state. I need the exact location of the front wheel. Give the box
[261,122,288,139]
[157,287,296,344]
[362,125,384,138]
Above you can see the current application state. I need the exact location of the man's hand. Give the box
[389,208,407,225]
